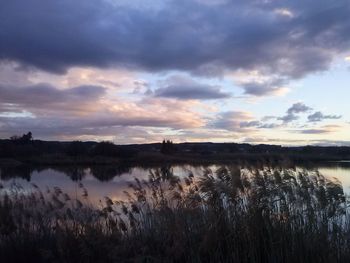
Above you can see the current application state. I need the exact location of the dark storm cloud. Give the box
[0,0,349,79]
[154,79,230,100]
[307,111,342,122]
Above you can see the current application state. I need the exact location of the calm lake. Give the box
[1,162,349,205]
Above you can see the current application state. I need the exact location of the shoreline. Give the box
[1,152,349,168]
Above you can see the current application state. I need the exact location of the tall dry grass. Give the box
[0,165,349,262]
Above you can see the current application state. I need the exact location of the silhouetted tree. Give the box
[10,132,33,144]
[22,132,32,142]
[161,140,176,154]
[10,135,20,141]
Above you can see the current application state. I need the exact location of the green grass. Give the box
[0,165,350,262]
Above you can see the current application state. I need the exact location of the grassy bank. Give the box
[1,165,349,262]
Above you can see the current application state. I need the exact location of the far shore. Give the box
[1,152,349,168]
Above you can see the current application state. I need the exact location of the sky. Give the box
[0,0,349,145]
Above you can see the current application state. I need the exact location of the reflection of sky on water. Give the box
[319,166,350,194]
[1,163,349,205]
[0,166,208,205]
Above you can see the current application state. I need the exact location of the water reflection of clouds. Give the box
[319,167,350,194]
[1,164,349,205]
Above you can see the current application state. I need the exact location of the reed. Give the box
[0,165,349,262]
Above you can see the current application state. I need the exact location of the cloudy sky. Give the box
[0,0,349,145]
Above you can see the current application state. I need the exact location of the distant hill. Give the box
[1,136,350,166]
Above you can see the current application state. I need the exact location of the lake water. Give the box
[0,162,349,205]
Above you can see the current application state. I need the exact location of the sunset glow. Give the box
[0,0,349,145]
